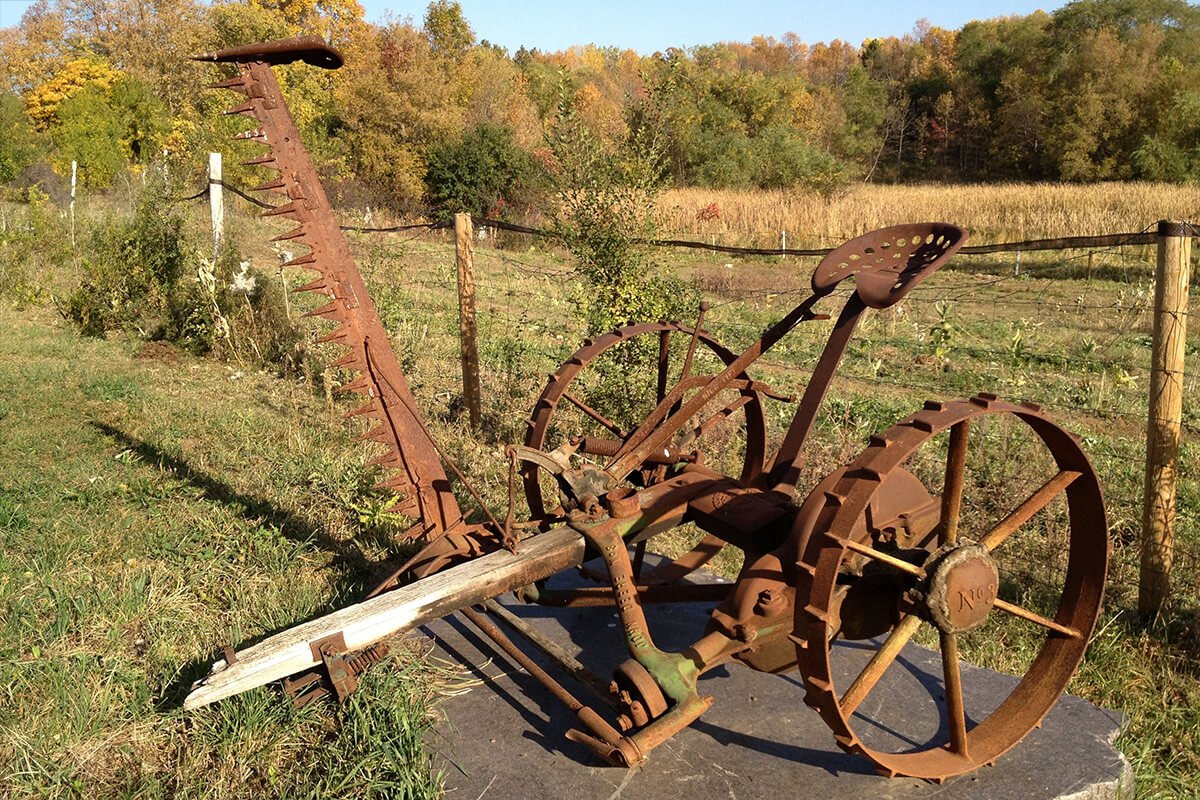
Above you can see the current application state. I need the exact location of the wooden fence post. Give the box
[209,152,224,253]
[1139,219,1193,617]
[455,212,483,430]
[69,160,77,249]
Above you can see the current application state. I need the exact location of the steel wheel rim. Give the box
[795,396,1108,780]
[523,321,768,521]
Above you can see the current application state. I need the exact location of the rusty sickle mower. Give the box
[183,37,1110,782]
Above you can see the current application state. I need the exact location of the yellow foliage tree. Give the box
[25,58,123,130]
[333,21,466,203]
[246,0,365,29]
[457,46,542,148]
[0,0,70,94]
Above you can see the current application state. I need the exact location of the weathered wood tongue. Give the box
[183,528,586,710]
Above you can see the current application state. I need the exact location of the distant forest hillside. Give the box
[2,0,1199,213]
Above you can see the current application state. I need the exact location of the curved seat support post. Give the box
[767,223,969,495]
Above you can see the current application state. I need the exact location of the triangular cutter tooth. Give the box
[315,327,350,344]
[273,226,308,242]
[209,76,249,93]
[375,475,417,493]
[252,178,287,193]
[367,451,403,468]
[330,351,361,370]
[378,492,422,517]
[394,501,422,518]
[282,253,318,268]
[358,426,393,444]
[262,201,303,219]
[336,376,372,395]
[223,102,260,118]
[345,401,379,419]
[301,301,342,320]
[293,277,329,294]
[242,154,279,168]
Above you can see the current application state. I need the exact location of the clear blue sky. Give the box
[0,0,1066,51]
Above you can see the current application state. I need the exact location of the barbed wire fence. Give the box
[184,167,1197,623]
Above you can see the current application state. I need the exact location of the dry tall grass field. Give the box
[659,183,1200,246]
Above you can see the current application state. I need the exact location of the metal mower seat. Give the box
[813,223,968,308]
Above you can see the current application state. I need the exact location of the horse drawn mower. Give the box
[183,37,1109,782]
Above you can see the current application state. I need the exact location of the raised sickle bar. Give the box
[184,527,585,710]
[191,35,344,69]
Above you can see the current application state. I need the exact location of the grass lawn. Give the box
[0,304,446,798]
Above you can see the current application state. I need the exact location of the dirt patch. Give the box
[134,340,181,364]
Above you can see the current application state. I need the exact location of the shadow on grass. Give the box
[91,419,379,579]
[89,420,420,709]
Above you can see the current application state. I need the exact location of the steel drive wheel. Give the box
[523,321,769,522]
[794,395,1108,780]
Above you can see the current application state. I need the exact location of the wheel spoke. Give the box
[632,540,648,579]
[992,598,1081,638]
[562,391,625,438]
[656,329,670,404]
[940,632,970,757]
[841,614,924,715]
[842,538,926,578]
[979,470,1081,552]
[939,420,970,546]
[681,396,753,447]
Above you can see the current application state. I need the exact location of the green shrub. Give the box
[61,183,302,372]
[62,191,187,336]
[424,122,540,219]
[0,193,68,308]
[753,127,851,197]
[548,87,697,334]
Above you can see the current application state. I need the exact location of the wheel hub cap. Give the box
[925,544,999,634]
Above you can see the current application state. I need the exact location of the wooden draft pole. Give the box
[184,527,586,709]
[455,212,483,430]
[208,152,224,253]
[1139,219,1193,617]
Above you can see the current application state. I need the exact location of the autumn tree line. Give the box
[2,0,1199,218]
